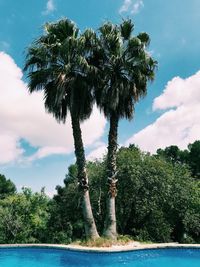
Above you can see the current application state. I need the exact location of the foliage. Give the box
[0,174,16,199]
[74,235,133,247]
[24,18,97,123]
[188,141,200,179]
[46,166,83,243]
[0,188,50,244]
[95,20,157,120]
[156,140,200,179]
[0,142,199,244]
[51,145,200,244]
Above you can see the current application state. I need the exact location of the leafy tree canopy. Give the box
[0,174,16,199]
[52,145,200,243]
[156,140,200,179]
[0,188,50,244]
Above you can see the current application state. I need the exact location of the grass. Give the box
[72,235,136,247]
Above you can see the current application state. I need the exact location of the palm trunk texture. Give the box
[71,113,99,239]
[103,112,118,239]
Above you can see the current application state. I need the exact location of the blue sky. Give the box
[1,0,200,196]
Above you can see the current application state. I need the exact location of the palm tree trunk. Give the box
[71,113,99,240]
[103,112,118,239]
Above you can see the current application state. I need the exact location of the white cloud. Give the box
[86,142,124,161]
[42,0,55,15]
[119,0,132,13]
[27,146,68,161]
[87,142,107,161]
[119,0,144,15]
[153,73,200,111]
[0,134,24,164]
[126,71,200,153]
[0,52,106,164]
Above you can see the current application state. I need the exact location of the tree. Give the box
[156,145,189,165]
[24,19,99,239]
[0,174,16,199]
[188,140,200,179]
[51,145,199,243]
[0,188,50,244]
[47,165,83,243]
[115,146,200,243]
[95,20,157,239]
[156,141,200,179]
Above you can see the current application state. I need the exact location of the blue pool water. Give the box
[0,248,199,267]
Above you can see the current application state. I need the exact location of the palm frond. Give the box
[95,18,157,119]
[137,32,150,47]
[24,18,97,123]
[120,19,134,40]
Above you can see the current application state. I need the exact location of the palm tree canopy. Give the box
[95,19,157,120]
[24,18,98,123]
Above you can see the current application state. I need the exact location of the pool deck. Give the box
[0,242,199,252]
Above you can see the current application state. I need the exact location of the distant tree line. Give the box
[0,141,199,244]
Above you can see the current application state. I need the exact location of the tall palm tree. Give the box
[24,19,99,239]
[95,19,157,239]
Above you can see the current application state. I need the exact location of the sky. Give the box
[1,0,200,196]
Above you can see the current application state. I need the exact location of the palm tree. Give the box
[95,20,157,239]
[24,19,99,239]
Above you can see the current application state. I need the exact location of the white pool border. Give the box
[0,243,199,253]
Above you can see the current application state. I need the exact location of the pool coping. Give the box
[0,243,199,253]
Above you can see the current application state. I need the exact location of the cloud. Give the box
[86,142,124,161]
[0,52,106,164]
[126,71,200,153]
[0,134,24,164]
[42,0,55,15]
[119,0,144,15]
[27,146,68,161]
[87,142,107,161]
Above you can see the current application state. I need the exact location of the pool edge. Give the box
[0,243,199,253]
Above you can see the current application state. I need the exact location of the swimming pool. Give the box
[0,247,199,267]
